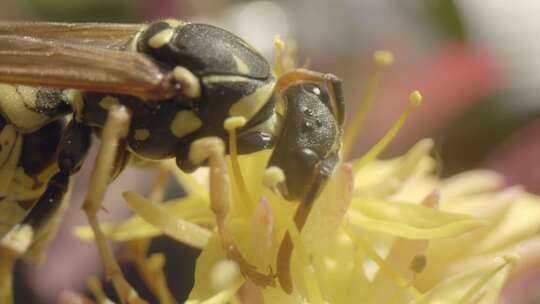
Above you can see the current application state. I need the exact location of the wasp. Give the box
[0,19,344,298]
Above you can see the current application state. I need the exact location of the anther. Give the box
[224,116,247,131]
[263,166,285,189]
[373,50,395,67]
[410,254,427,274]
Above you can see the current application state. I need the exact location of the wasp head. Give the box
[268,69,344,204]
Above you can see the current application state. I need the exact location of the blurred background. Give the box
[2,0,540,303]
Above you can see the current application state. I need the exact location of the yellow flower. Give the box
[75,46,540,304]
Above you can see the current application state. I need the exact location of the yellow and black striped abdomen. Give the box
[0,85,68,238]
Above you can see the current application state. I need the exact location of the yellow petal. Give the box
[440,170,504,198]
[123,191,211,249]
[353,139,435,198]
[188,233,244,302]
[467,194,540,255]
[262,286,304,304]
[74,196,213,243]
[423,192,540,271]
[413,255,517,304]
[367,238,428,303]
[310,229,371,303]
[73,221,161,242]
[441,187,520,220]
[302,164,353,254]
[348,198,486,239]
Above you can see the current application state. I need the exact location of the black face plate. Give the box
[139,22,270,79]
[268,82,341,201]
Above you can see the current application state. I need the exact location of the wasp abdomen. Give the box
[0,85,67,238]
[0,120,64,238]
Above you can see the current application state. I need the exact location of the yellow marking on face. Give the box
[170,111,202,138]
[229,81,275,121]
[173,66,201,98]
[233,55,250,74]
[99,96,120,110]
[0,85,50,133]
[148,28,174,49]
[0,125,22,195]
[134,129,151,141]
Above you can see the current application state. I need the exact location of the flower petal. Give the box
[441,170,504,198]
[122,191,211,249]
[348,198,486,239]
[188,233,244,302]
[413,255,517,304]
[302,164,353,254]
[74,196,213,243]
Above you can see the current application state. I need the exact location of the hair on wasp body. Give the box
[0,19,345,300]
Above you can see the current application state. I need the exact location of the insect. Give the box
[0,19,344,297]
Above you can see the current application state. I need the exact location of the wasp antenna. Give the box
[373,50,395,67]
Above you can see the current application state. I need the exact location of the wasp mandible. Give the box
[0,19,344,297]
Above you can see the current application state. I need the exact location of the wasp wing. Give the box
[0,21,142,50]
[0,22,177,101]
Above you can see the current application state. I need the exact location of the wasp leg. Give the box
[188,137,275,287]
[81,105,145,304]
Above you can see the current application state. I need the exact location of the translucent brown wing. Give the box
[0,21,143,50]
[0,22,178,101]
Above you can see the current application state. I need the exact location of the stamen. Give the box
[343,50,395,159]
[224,117,254,214]
[145,253,176,304]
[0,250,16,304]
[274,35,286,77]
[87,276,112,303]
[210,260,241,290]
[351,90,422,173]
[345,225,423,300]
[410,254,427,274]
[263,166,285,190]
